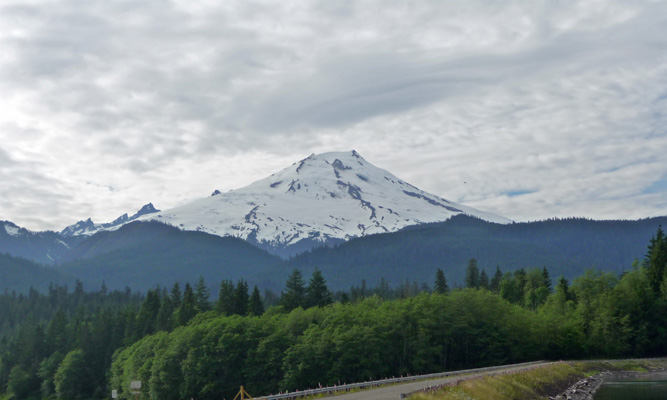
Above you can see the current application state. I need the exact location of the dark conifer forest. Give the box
[0,227,666,400]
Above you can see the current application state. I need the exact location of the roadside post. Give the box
[234,386,254,400]
[130,380,141,400]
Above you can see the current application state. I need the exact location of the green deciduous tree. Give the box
[38,351,64,398]
[6,365,34,400]
[54,349,88,400]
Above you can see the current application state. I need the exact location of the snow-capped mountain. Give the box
[0,220,82,264]
[133,150,510,255]
[61,203,160,237]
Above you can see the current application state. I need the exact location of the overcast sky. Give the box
[1,0,666,231]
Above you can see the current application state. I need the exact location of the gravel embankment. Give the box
[551,370,667,400]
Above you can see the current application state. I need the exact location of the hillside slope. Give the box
[58,221,283,292]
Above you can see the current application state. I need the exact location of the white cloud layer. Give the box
[1,0,666,231]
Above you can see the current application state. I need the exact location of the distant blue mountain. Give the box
[285,215,667,289]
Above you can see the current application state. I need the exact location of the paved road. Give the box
[326,361,554,400]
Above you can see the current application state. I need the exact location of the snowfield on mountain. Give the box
[130,150,511,253]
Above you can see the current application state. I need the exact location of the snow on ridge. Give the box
[61,203,160,237]
[3,222,20,237]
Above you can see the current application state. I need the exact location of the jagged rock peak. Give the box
[60,218,96,237]
[61,204,160,237]
[131,203,159,219]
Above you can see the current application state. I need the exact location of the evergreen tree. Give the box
[234,280,249,316]
[195,276,211,312]
[645,226,667,295]
[136,289,161,336]
[479,269,489,290]
[248,286,264,316]
[377,277,391,298]
[155,289,174,332]
[490,266,503,293]
[306,268,332,308]
[170,283,182,309]
[280,269,306,312]
[339,292,350,304]
[176,283,197,326]
[216,280,236,316]
[514,268,527,302]
[435,268,449,294]
[46,308,69,355]
[421,282,431,294]
[552,276,574,314]
[262,288,279,308]
[556,276,574,303]
[464,258,480,289]
[542,266,553,293]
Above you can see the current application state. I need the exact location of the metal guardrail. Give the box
[253,360,546,400]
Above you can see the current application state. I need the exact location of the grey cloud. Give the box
[238,8,667,134]
[1,0,666,229]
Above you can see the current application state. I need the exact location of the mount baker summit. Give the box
[62,150,511,256]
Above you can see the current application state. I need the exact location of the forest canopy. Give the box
[0,226,666,400]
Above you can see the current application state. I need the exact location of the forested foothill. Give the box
[289,215,667,289]
[2,216,666,295]
[0,227,666,400]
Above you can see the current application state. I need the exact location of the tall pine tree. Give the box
[280,269,306,312]
[176,283,197,326]
[479,269,489,290]
[645,226,667,295]
[306,268,332,308]
[195,276,211,312]
[542,266,553,293]
[234,280,249,316]
[248,286,264,316]
[464,258,480,289]
[490,266,503,294]
[216,280,235,316]
[434,268,449,294]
